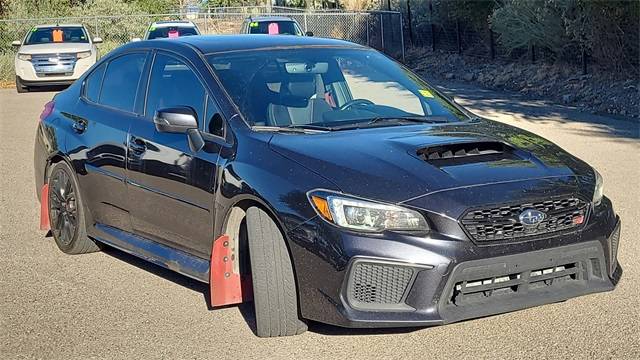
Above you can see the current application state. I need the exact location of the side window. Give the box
[84,63,106,102]
[205,95,224,137]
[146,53,205,123]
[100,53,146,112]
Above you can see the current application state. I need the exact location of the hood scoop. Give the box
[417,141,518,166]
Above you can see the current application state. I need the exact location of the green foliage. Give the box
[490,0,571,56]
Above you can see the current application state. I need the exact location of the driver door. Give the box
[126,51,223,259]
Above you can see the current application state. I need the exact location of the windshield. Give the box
[207,48,468,128]
[24,26,89,45]
[147,26,199,39]
[249,21,303,36]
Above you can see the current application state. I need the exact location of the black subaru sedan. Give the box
[34,35,622,337]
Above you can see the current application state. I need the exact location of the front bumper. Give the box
[15,56,94,85]
[288,198,621,328]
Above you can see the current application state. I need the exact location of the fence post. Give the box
[366,15,370,46]
[530,44,536,63]
[429,0,435,51]
[380,13,385,53]
[400,14,406,62]
[303,13,308,32]
[205,11,209,34]
[407,0,414,46]
[94,16,98,37]
[489,29,495,60]
[456,20,461,54]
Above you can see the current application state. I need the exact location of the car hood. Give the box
[18,43,92,55]
[269,119,594,204]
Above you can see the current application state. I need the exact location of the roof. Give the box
[246,15,297,22]
[173,34,363,54]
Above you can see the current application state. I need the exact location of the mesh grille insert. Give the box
[350,262,414,305]
[451,262,582,306]
[461,197,588,243]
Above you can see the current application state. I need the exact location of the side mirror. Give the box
[11,40,21,47]
[92,37,103,44]
[154,107,198,134]
[305,31,314,37]
[130,37,142,42]
[154,107,204,152]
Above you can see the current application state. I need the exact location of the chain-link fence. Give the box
[0,7,404,83]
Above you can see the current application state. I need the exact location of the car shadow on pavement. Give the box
[429,80,640,142]
[100,245,427,337]
[100,245,211,305]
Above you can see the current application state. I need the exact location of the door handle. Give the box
[72,119,87,133]
[129,137,147,154]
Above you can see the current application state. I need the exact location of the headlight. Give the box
[593,169,604,206]
[309,191,429,232]
[76,51,92,59]
[17,53,31,61]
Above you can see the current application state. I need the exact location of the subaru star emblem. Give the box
[519,209,546,226]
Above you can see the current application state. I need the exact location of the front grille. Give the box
[461,197,589,243]
[450,262,582,306]
[348,262,414,306]
[31,53,77,75]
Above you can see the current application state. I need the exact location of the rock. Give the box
[445,72,455,80]
[463,73,475,82]
[562,94,574,104]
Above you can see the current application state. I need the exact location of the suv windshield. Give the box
[147,26,198,39]
[249,21,303,35]
[24,26,89,45]
[207,48,468,128]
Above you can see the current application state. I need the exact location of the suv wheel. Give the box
[48,161,100,254]
[245,207,307,337]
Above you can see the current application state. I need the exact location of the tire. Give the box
[245,207,307,337]
[48,161,99,255]
[15,76,28,93]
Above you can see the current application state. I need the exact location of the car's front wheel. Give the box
[48,161,99,254]
[245,206,307,337]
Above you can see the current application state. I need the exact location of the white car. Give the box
[12,24,102,93]
[131,20,200,42]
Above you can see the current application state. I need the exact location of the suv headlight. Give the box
[308,191,429,232]
[76,51,92,59]
[17,53,31,61]
[593,169,604,206]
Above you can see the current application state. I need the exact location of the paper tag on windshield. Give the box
[419,89,434,98]
[168,30,179,38]
[52,29,63,42]
[268,23,280,35]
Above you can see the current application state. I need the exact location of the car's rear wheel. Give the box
[15,76,28,93]
[48,161,99,254]
[245,206,307,337]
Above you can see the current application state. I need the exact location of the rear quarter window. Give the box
[84,63,106,102]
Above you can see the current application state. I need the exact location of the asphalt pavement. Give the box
[1,84,638,359]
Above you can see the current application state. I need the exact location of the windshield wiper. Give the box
[251,125,328,134]
[286,124,334,131]
[367,116,450,125]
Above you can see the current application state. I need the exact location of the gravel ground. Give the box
[1,84,639,359]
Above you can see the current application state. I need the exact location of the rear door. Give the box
[126,51,225,258]
[66,51,148,233]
